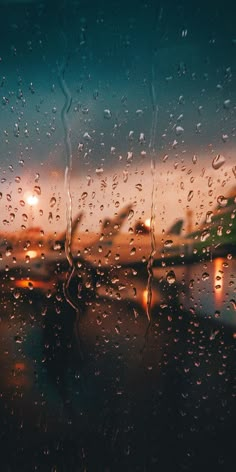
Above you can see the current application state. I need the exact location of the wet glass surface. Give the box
[0,0,236,470]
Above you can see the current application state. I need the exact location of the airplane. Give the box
[0,202,183,315]
[159,185,236,265]
[1,186,235,314]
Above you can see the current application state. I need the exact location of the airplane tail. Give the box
[166,219,184,236]
[54,211,84,249]
[101,203,133,239]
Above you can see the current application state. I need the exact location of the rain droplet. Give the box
[223,99,231,109]
[164,239,173,247]
[13,289,20,299]
[123,170,128,183]
[34,185,41,195]
[230,299,236,310]
[212,154,225,170]
[187,190,194,202]
[127,151,133,162]
[128,209,134,220]
[200,230,210,242]
[217,195,228,207]
[50,197,56,207]
[166,270,176,284]
[96,167,103,175]
[14,123,19,137]
[175,125,184,135]
[135,183,142,192]
[130,247,136,256]
[81,192,88,200]
[206,211,213,223]
[103,109,112,119]
[202,272,209,281]
[83,131,92,140]
[138,132,145,144]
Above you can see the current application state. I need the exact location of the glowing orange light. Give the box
[145,218,151,228]
[27,195,38,206]
[214,257,224,303]
[14,362,26,371]
[142,289,148,307]
[25,250,38,259]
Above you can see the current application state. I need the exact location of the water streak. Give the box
[145,20,159,328]
[58,55,83,363]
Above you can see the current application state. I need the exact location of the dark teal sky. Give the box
[0,0,236,177]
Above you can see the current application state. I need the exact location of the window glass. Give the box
[0,1,235,470]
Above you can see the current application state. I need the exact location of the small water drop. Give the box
[164,239,173,248]
[175,125,184,135]
[187,190,194,202]
[50,196,56,207]
[202,272,209,281]
[103,109,112,119]
[81,192,88,200]
[200,230,210,242]
[223,99,231,109]
[217,195,228,207]
[166,270,176,284]
[135,183,142,192]
[212,154,225,170]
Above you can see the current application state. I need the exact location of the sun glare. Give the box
[27,195,39,206]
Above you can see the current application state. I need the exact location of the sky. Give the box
[0,0,236,232]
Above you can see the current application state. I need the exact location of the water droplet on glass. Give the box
[50,197,56,207]
[123,170,128,183]
[103,109,112,119]
[81,192,88,200]
[202,272,209,281]
[223,99,231,109]
[175,125,184,135]
[34,185,41,195]
[166,270,176,284]
[127,151,133,162]
[138,132,145,144]
[13,289,20,299]
[212,154,225,170]
[164,239,173,247]
[187,190,194,202]
[206,211,213,223]
[230,299,236,310]
[200,230,210,242]
[135,183,142,192]
[96,167,103,175]
[14,123,19,137]
[128,209,134,220]
[217,195,228,207]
